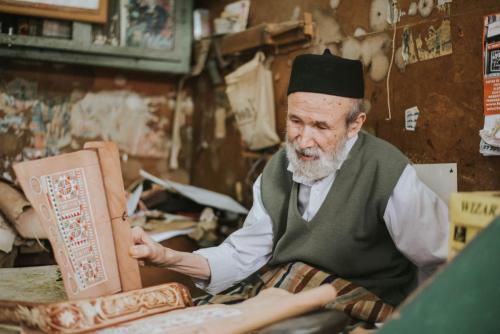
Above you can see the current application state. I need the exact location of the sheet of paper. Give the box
[480,139,500,156]
[150,228,195,243]
[405,106,420,131]
[215,107,227,139]
[162,212,193,223]
[413,163,457,203]
[437,0,453,6]
[127,183,143,216]
[140,170,248,215]
[479,114,500,148]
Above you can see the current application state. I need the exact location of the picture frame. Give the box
[0,0,108,23]
[120,0,175,50]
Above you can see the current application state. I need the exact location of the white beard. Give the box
[286,135,349,186]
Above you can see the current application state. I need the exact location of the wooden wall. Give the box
[191,0,500,206]
[1,0,498,207]
[0,60,191,186]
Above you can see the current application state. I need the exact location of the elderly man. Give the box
[130,50,448,308]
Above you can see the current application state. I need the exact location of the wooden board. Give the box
[14,150,122,300]
[0,280,191,333]
[84,141,142,292]
[13,142,142,300]
[98,285,336,334]
[0,266,66,304]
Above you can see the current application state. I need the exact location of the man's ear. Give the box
[347,112,366,138]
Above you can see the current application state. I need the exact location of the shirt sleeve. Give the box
[384,164,449,272]
[193,174,274,295]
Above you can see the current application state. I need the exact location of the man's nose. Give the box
[297,127,315,149]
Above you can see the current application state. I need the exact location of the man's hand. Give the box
[128,226,211,281]
[129,226,177,267]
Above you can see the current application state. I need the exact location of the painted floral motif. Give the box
[45,168,106,291]
[55,175,79,201]
[58,309,77,327]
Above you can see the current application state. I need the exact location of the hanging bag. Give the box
[225,52,280,150]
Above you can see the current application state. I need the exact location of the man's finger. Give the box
[129,244,152,259]
[131,226,145,244]
[132,226,156,246]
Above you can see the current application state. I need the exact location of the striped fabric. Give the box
[194,262,393,323]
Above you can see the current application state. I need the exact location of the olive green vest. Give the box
[261,131,416,306]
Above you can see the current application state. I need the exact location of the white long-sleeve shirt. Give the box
[195,135,449,295]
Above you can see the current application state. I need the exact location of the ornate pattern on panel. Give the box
[44,168,106,291]
[11,283,192,333]
[98,307,242,334]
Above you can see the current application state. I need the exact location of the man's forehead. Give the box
[287,92,354,122]
[287,92,354,107]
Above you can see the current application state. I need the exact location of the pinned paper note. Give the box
[405,106,420,131]
[479,114,500,148]
[438,0,453,6]
[214,107,227,139]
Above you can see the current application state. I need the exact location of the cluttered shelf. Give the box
[217,12,314,56]
[0,0,192,73]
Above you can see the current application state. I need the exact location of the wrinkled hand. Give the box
[129,227,211,280]
[129,226,176,267]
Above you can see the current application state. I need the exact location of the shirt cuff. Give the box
[192,245,237,295]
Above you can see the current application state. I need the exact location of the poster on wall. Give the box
[480,13,500,156]
[120,0,175,49]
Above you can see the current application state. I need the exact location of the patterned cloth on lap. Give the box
[194,262,393,323]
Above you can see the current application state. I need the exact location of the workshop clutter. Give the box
[127,170,248,246]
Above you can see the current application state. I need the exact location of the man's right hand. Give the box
[128,226,211,280]
[129,226,176,267]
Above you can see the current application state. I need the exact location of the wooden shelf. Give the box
[218,13,314,56]
[0,1,192,73]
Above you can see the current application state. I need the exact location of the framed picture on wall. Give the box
[0,0,108,23]
[115,0,192,70]
[120,0,175,50]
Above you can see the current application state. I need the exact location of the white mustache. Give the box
[291,143,321,158]
[296,148,320,158]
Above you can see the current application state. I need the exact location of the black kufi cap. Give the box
[287,49,364,98]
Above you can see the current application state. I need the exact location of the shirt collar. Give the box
[287,133,359,185]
